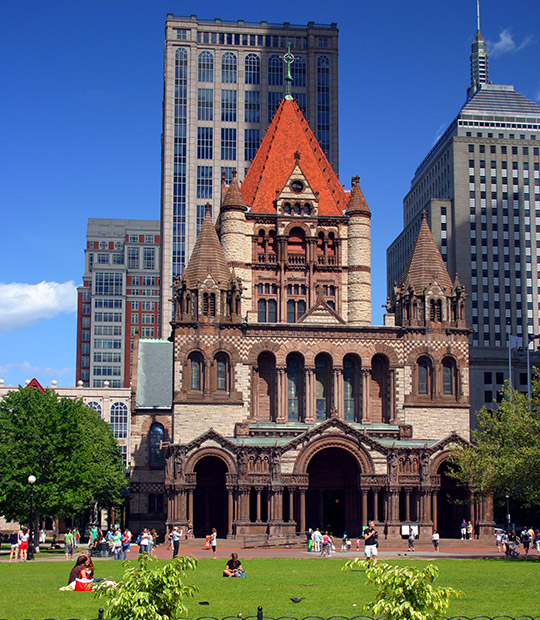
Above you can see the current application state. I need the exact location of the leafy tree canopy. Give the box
[0,386,128,521]
[450,376,540,508]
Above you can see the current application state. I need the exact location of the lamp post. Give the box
[505,494,511,532]
[28,475,36,561]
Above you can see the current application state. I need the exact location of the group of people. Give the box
[495,527,540,557]
[9,527,50,561]
[167,521,194,557]
[306,522,380,562]
[88,526,133,560]
[460,519,474,540]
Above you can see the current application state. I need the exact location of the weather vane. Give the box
[282,44,295,101]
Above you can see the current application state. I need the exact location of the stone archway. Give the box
[305,447,361,536]
[193,456,228,539]
[436,460,468,538]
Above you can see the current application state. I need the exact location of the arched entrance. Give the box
[193,456,228,538]
[306,447,360,535]
[437,460,468,538]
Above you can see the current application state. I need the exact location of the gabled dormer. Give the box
[276,153,319,218]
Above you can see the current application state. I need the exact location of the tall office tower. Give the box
[76,218,160,388]
[387,15,540,416]
[159,15,339,332]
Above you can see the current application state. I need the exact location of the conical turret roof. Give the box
[240,99,346,216]
[346,175,370,216]
[182,205,232,289]
[221,170,247,210]
[400,212,453,292]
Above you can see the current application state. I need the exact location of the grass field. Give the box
[1,556,539,620]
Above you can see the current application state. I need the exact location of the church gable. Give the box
[276,157,319,218]
[297,293,345,324]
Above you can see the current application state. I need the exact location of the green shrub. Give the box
[95,554,198,620]
[343,559,461,620]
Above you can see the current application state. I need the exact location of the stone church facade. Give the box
[129,99,494,540]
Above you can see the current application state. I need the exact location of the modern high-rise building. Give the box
[159,15,339,332]
[387,15,540,416]
[76,218,160,388]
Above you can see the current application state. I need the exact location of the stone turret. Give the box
[219,170,252,319]
[346,175,371,324]
[173,204,242,324]
[391,212,466,328]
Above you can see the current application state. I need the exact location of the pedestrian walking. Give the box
[408,529,416,551]
[432,530,440,552]
[363,521,378,565]
[210,527,217,558]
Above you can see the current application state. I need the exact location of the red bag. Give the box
[75,578,93,592]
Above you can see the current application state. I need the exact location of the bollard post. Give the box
[257,606,263,620]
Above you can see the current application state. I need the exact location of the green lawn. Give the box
[0,557,539,620]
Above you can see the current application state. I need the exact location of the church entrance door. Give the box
[193,456,228,539]
[437,460,468,538]
[306,447,360,536]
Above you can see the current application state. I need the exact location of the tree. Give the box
[450,377,540,508]
[0,386,128,522]
[96,555,198,620]
[343,560,461,620]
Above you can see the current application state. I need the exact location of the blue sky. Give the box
[1,0,539,388]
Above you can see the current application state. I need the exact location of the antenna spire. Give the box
[282,44,295,101]
[476,0,481,32]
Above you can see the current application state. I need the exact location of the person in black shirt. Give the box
[223,552,244,577]
[364,521,378,565]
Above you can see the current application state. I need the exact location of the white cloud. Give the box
[0,281,77,334]
[487,29,533,58]
[0,361,72,383]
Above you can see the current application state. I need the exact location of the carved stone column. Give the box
[187,488,194,523]
[361,489,368,524]
[251,365,259,420]
[276,366,287,423]
[432,491,438,530]
[373,489,379,522]
[405,489,411,522]
[361,368,371,423]
[288,488,294,523]
[305,366,316,423]
[389,369,396,423]
[255,487,263,522]
[299,489,306,534]
[227,488,234,536]
[333,366,343,419]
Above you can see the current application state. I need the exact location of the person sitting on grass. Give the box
[68,555,89,585]
[223,553,245,577]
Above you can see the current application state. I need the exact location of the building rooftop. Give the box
[463,83,540,117]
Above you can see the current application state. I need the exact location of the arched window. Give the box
[315,354,332,420]
[291,55,306,88]
[149,423,165,468]
[221,52,237,83]
[442,357,457,396]
[317,55,330,154]
[371,355,389,423]
[343,356,360,421]
[86,401,102,416]
[245,53,260,84]
[430,299,442,321]
[257,352,276,420]
[110,402,128,438]
[198,51,214,82]
[215,353,229,391]
[268,230,276,254]
[190,353,204,391]
[287,355,303,421]
[418,356,432,396]
[268,55,283,86]
[287,227,306,254]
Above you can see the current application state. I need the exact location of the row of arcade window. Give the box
[86,401,128,439]
[196,52,309,86]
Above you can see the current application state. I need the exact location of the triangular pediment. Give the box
[298,295,345,325]
[184,428,237,453]
[276,161,319,217]
[283,417,387,454]
[428,431,471,454]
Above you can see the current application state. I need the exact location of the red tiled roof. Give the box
[241,99,347,216]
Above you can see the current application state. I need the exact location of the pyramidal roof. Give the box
[182,205,232,289]
[400,212,453,292]
[221,170,247,209]
[463,83,540,116]
[240,99,347,216]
